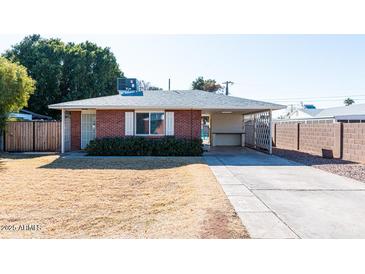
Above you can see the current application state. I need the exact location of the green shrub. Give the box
[85,136,203,156]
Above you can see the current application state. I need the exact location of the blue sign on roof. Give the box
[117,78,143,96]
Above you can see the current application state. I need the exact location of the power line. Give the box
[270,98,365,104]
[261,94,365,101]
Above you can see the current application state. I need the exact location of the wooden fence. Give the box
[3,121,61,152]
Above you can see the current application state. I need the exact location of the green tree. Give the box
[192,76,205,90]
[62,41,122,101]
[3,35,122,118]
[0,57,35,129]
[191,76,222,93]
[344,97,355,106]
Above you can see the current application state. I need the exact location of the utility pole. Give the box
[168,78,171,91]
[222,81,234,95]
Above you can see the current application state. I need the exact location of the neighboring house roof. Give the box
[282,103,365,120]
[314,103,365,119]
[8,112,33,121]
[20,109,53,120]
[49,90,285,111]
[8,109,53,121]
[287,108,323,119]
[300,108,323,117]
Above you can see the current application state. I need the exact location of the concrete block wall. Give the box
[274,123,298,150]
[342,123,365,163]
[299,123,341,158]
[274,121,365,163]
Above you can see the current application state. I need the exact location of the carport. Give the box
[203,109,276,154]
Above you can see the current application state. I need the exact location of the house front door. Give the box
[81,112,96,149]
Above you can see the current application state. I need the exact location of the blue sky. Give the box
[1,34,365,108]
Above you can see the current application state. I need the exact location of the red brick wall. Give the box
[275,123,298,150]
[71,111,81,151]
[171,110,201,139]
[93,109,201,141]
[96,110,126,138]
[342,123,365,163]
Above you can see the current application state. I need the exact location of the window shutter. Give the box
[125,112,134,136]
[165,112,174,136]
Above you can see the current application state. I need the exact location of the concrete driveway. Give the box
[204,148,365,239]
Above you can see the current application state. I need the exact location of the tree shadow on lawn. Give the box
[39,156,205,170]
[1,153,54,171]
[0,158,5,171]
[0,152,54,160]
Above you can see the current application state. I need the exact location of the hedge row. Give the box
[85,136,203,156]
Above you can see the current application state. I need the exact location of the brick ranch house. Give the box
[49,90,284,153]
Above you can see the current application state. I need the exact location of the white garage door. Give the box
[213,133,241,146]
[211,113,244,146]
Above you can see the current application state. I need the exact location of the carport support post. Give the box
[61,108,65,153]
[269,109,272,154]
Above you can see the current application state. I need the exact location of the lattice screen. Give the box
[243,111,272,153]
[244,119,255,147]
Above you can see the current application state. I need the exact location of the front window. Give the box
[136,112,165,135]
[136,113,150,134]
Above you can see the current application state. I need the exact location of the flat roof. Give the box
[49,90,285,111]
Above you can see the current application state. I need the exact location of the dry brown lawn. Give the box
[0,154,249,239]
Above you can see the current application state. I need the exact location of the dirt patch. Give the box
[200,209,244,239]
[0,154,249,239]
[273,148,365,183]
